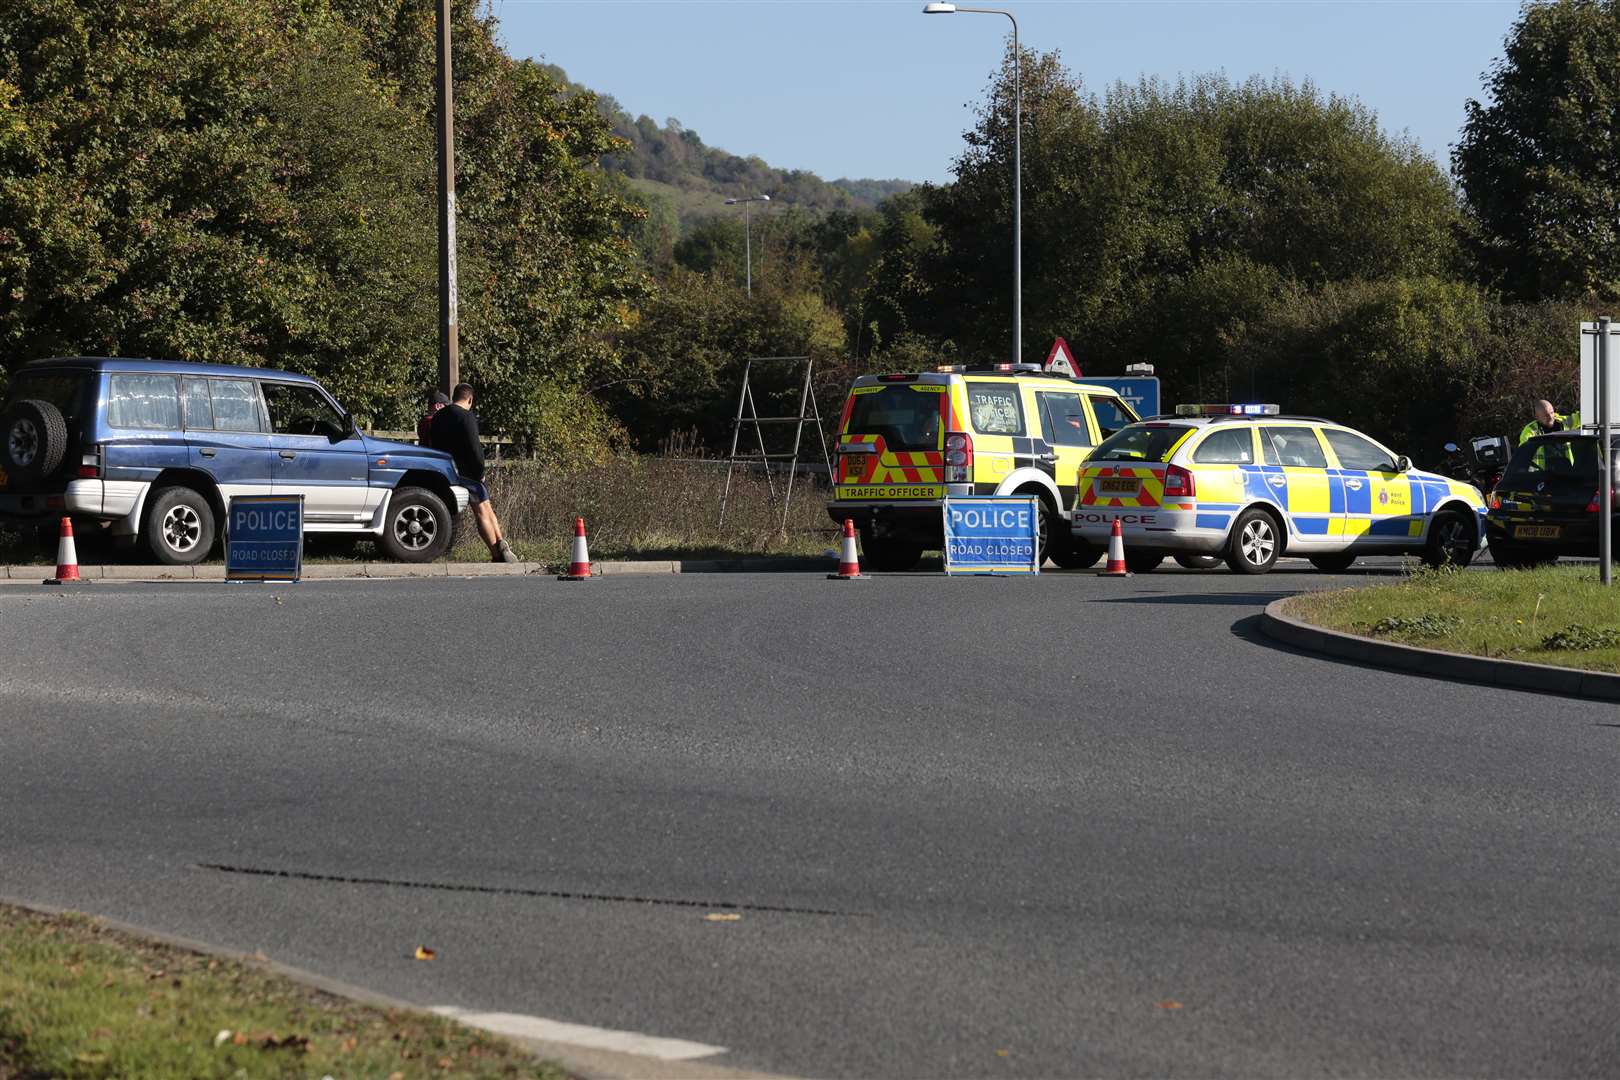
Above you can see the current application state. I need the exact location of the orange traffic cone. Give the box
[557,517,593,581]
[45,516,82,585]
[1097,518,1131,577]
[827,518,864,580]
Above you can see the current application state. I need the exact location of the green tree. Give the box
[0,0,436,420]
[911,49,1464,387]
[1453,0,1620,301]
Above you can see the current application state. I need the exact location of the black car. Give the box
[1485,432,1619,568]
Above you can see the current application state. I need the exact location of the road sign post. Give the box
[1601,316,1613,586]
[942,495,1040,575]
[225,494,304,583]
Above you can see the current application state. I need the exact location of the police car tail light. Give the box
[1488,492,1502,510]
[1163,463,1196,498]
[944,431,973,482]
[1586,489,1618,512]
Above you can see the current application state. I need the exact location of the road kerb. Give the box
[1260,597,1620,702]
[3,557,835,583]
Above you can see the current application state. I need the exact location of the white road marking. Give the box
[429,1006,727,1061]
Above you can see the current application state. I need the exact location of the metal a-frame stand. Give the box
[718,355,833,531]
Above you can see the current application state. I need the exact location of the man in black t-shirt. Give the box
[430,383,517,563]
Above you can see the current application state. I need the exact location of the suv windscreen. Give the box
[1091,424,1191,463]
[845,385,941,451]
[1501,436,1612,491]
[2,371,91,428]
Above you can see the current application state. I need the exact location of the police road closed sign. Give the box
[942,496,1040,575]
[226,494,303,581]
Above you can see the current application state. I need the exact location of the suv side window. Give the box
[1036,391,1091,447]
[182,379,214,430]
[210,379,263,432]
[1192,427,1255,464]
[1260,426,1329,469]
[108,374,180,430]
[1323,428,1398,472]
[263,382,346,439]
[967,384,1024,436]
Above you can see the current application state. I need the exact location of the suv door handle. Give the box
[279,450,297,460]
[198,448,216,458]
[1268,476,1286,486]
[1037,452,1058,463]
[1344,479,1364,490]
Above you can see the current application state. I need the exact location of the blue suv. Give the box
[0,357,469,564]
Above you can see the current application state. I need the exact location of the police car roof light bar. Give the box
[1175,403,1281,417]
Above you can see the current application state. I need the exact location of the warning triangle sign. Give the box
[1043,338,1080,377]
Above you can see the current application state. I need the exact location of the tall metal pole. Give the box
[1601,315,1613,586]
[1010,14,1020,366]
[435,0,460,394]
[744,200,753,298]
[923,6,1021,363]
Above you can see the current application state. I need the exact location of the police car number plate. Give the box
[1098,477,1138,495]
[1513,525,1560,539]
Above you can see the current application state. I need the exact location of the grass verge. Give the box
[0,455,836,568]
[1283,565,1620,673]
[0,903,565,1079]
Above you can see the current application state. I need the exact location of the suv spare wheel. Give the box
[2,399,68,481]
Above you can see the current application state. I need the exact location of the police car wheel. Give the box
[144,485,216,566]
[1126,551,1164,573]
[1308,552,1357,572]
[1173,554,1222,570]
[1421,510,1475,570]
[380,486,453,563]
[1226,508,1281,574]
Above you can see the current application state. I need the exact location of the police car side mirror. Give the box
[1395,455,1412,472]
[1443,442,1460,454]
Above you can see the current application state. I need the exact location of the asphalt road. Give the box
[2,563,1618,1078]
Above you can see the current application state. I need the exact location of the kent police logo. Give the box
[1378,488,1390,506]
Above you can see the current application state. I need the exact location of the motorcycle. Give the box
[1436,434,1510,494]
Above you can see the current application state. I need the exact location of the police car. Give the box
[1069,405,1488,573]
[830,363,1141,570]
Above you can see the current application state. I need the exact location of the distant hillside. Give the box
[538,64,913,219]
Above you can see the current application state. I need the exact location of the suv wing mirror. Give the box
[1395,455,1412,472]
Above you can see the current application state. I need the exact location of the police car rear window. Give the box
[846,386,941,451]
[1501,436,1610,490]
[1091,424,1190,462]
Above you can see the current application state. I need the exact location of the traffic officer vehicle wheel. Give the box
[2,398,68,482]
[381,486,453,563]
[858,529,922,572]
[1049,539,1102,570]
[1173,554,1222,569]
[1308,552,1357,572]
[1421,509,1475,569]
[1226,508,1281,574]
[144,485,216,565]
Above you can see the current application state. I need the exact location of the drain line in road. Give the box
[194,862,860,917]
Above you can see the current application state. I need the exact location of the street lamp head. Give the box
[724,198,738,205]
[923,2,957,12]
[758,194,771,202]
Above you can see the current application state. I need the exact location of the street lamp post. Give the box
[435,0,460,394]
[724,194,771,297]
[923,2,1021,365]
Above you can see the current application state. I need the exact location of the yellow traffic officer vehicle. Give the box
[829,363,1141,570]
[1069,405,1488,574]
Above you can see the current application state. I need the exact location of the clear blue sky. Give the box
[493,0,1524,184]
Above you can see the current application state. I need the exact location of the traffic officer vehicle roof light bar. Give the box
[1071,406,1487,574]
